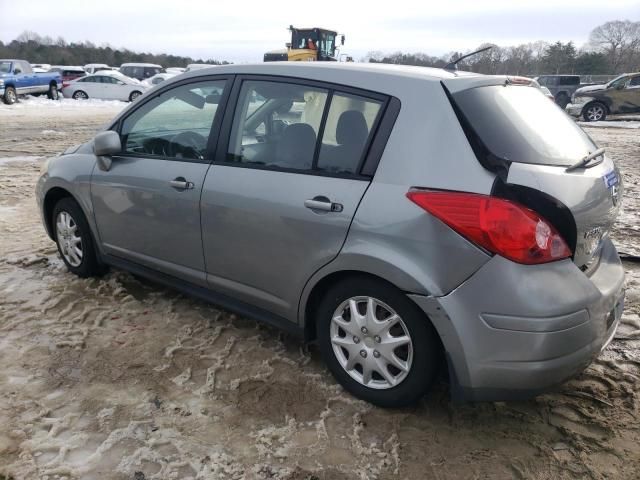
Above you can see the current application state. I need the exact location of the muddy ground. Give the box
[0,99,639,479]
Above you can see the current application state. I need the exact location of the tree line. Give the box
[0,31,230,67]
[366,20,640,76]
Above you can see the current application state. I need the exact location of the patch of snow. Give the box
[0,155,43,166]
[579,120,640,129]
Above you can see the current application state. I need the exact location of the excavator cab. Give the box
[264,26,345,62]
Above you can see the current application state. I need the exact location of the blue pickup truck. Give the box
[0,59,62,105]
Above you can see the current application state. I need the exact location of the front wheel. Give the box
[129,90,142,102]
[316,276,439,407]
[583,102,607,122]
[53,198,106,277]
[3,86,17,105]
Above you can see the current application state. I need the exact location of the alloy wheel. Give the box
[586,105,604,122]
[56,211,83,267]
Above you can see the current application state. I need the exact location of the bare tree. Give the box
[589,20,640,70]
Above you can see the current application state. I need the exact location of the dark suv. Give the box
[534,75,582,108]
[566,72,640,122]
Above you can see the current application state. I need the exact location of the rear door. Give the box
[201,77,387,320]
[446,80,622,270]
[91,77,231,285]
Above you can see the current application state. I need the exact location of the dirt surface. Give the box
[0,99,639,479]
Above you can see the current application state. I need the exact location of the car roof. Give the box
[179,62,480,83]
[120,63,162,67]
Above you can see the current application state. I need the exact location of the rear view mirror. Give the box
[94,130,121,156]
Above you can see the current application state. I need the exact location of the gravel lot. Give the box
[0,98,639,479]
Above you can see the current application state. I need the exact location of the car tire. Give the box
[72,90,88,100]
[53,197,107,278]
[555,92,569,109]
[583,102,607,122]
[3,86,17,105]
[47,83,59,100]
[129,91,142,102]
[316,275,439,408]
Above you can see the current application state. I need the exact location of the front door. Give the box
[201,78,385,320]
[614,74,640,113]
[91,78,230,285]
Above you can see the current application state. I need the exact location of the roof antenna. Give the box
[444,45,493,71]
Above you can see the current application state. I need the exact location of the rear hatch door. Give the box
[445,78,622,269]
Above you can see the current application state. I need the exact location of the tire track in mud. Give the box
[0,116,638,479]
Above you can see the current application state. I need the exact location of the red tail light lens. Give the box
[406,190,571,265]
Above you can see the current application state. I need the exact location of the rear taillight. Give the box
[406,190,571,265]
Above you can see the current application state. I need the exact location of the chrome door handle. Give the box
[304,198,343,212]
[169,178,194,190]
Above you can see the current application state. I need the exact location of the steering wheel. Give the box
[170,131,207,159]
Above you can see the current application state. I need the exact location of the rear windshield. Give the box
[453,85,597,167]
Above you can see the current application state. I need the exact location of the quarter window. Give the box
[226,80,383,175]
[317,93,382,174]
[121,80,226,160]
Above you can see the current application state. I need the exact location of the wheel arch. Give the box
[43,187,75,239]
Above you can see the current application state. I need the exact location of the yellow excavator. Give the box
[264,26,349,62]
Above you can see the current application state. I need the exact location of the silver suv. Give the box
[36,63,625,407]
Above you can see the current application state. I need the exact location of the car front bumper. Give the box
[410,236,625,402]
[565,103,585,117]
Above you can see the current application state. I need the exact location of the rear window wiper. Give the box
[565,147,606,172]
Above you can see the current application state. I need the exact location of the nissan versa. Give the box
[36,63,625,407]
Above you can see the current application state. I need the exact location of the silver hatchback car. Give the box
[36,63,625,407]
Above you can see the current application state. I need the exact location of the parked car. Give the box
[62,71,148,101]
[50,66,87,89]
[36,63,625,407]
[530,78,555,101]
[84,63,113,74]
[142,72,177,87]
[534,75,586,108]
[119,63,164,81]
[566,72,640,122]
[32,63,52,71]
[166,67,186,75]
[0,59,62,104]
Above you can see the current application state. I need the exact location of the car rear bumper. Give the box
[410,236,625,402]
[565,103,584,117]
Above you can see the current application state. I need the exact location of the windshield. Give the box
[0,62,11,74]
[453,84,597,167]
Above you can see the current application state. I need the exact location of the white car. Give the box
[84,63,113,74]
[142,72,177,87]
[62,71,148,101]
[166,67,186,75]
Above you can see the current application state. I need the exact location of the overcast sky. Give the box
[1,0,639,63]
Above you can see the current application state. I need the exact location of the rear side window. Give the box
[453,85,597,167]
[629,76,640,87]
[226,80,383,175]
[560,76,580,85]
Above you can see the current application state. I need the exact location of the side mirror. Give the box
[94,130,121,156]
[341,35,345,45]
[615,83,625,90]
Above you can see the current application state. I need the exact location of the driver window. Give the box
[121,80,226,160]
[227,80,328,170]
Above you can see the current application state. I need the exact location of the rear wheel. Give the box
[53,198,106,277]
[3,86,17,105]
[555,92,569,109]
[72,90,88,100]
[583,102,606,122]
[316,276,439,407]
[47,83,59,100]
[129,90,142,102]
